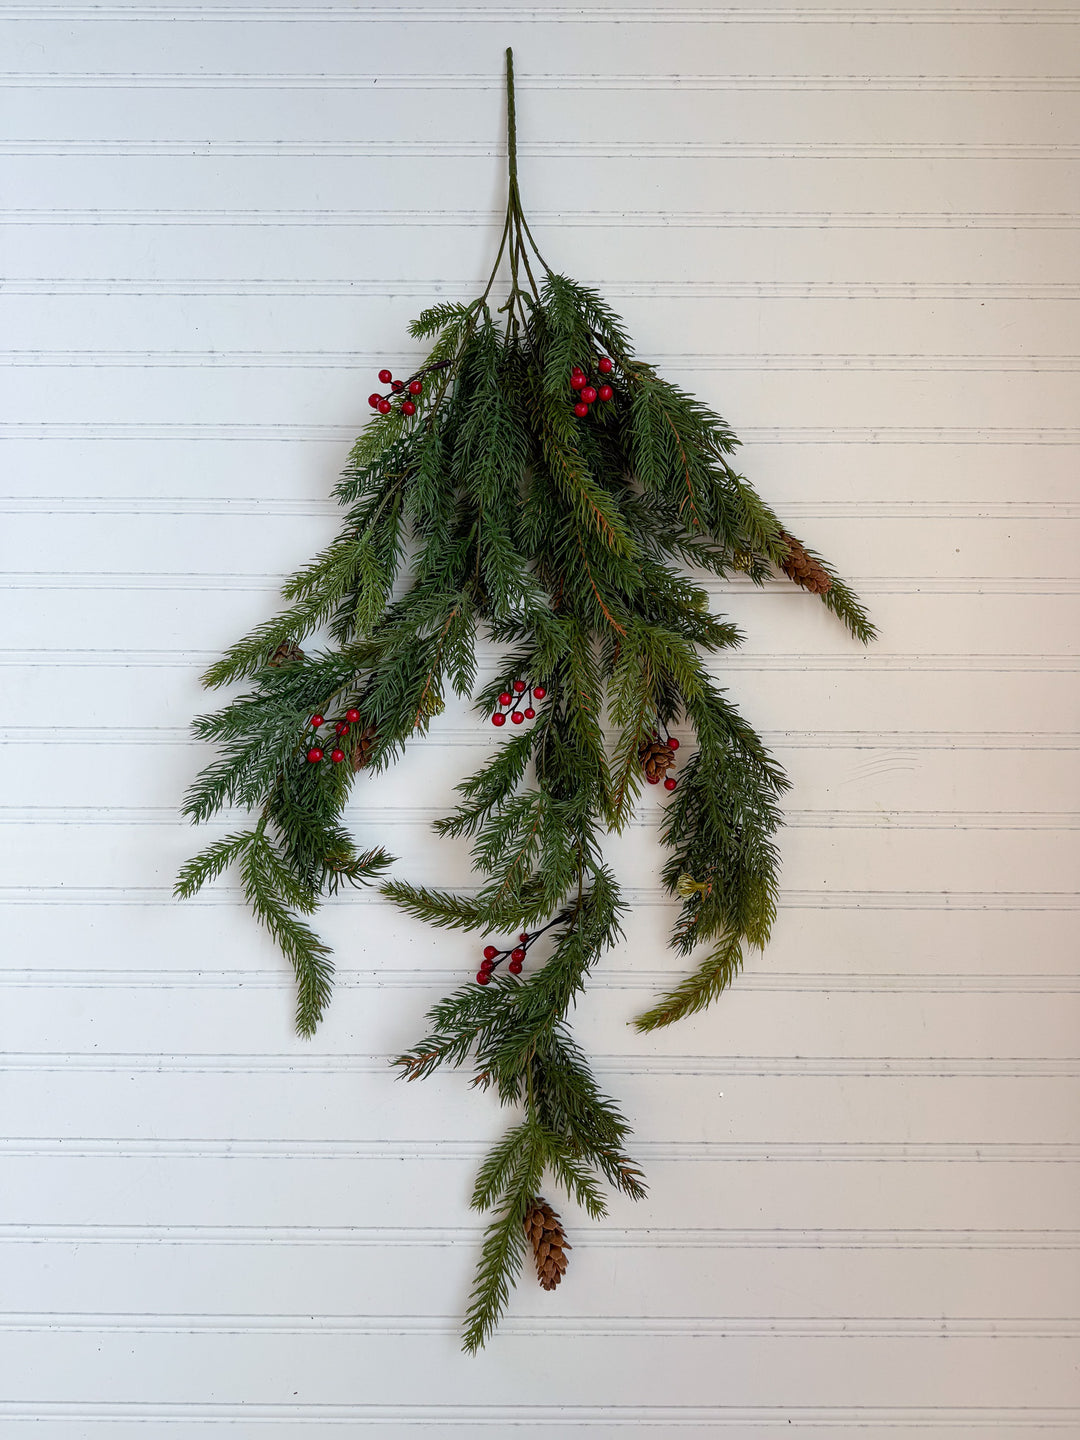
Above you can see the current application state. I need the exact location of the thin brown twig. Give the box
[576,531,626,637]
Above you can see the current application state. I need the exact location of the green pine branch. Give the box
[239,829,334,1037]
[461,1134,540,1354]
[634,932,745,1032]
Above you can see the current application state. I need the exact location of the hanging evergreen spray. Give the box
[177,51,874,1350]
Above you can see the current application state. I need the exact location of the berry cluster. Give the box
[492,679,546,728]
[570,355,615,419]
[475,917,560,985]
[367,366,423,418]
[305,708,362,765]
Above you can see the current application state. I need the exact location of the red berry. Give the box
[483,945,498,961]
[533,686,546,699]
[570,372,586,390]
[391,380,404,393]
[598,384,613,402]
[377,399,391,415]
[581,386,597,404]
[492,712,506,726]
[519,932,529,942]
[335,721,349,736]
[664,777,677,791]
[331,748,345,764]
[513,680,526,693]
[345,709,360,724]
[511,711,524,724]
[668,737,680,751]
[368,393,382,409]
[310,715,324,727]
[523,707,535,719]
[307,747,324,763]
[511,948,525,964]
[476,971,491,985]
[498,692,512,707]
[646,773,660,784]
[408,380,422,395]
[401,400,416,416]
[508,960,523,975]
[573,402,589,418]
[480,957,495,972]
[378,369,393,384]
[598,356,613,374]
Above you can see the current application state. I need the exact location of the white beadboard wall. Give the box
[1,1,1079,1435]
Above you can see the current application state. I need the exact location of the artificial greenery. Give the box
[178,49,873,1351]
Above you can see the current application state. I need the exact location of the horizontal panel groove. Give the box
[10,351,1080,373]
[3,7,1076,25]
[10,278,1080,300]
[4,498,1077,521]
[10,1050,1080,1078]
[7,207,1079,229]
[0,1402,1073,1426]
[5,885,1080,911]
[5,72,1079,93]
[3,1139,1078,1161]
[6,805,1077,831]
[7,423,1078,444]
[4,1054,1078,1078]
[3,1223,1077,1250]
[3,967,1076,992]
[3,1312,1078,1337]
[6,726,1077,751]
[9,572,1076,597]
[2,649,1074,673]
[6,139,1080,159]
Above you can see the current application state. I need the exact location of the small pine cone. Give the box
[779,532,832,596]
[639,735,675,780]
[350,723,378,771]
[267,640,304,667]
[523,1197,571,1292]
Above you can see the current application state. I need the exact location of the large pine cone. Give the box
[638,734,675,783]
[779,531,832,595]
[523,1197,571,1291]
[266,640,304,667]
[350,723,378,771]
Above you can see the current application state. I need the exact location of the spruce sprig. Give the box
[177,47,873,1350]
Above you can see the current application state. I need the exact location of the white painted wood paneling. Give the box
[2,1,1078,1434]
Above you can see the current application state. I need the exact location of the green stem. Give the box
[488,48,551,327]
[505,48,520,199]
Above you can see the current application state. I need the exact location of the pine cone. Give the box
[779,532,832,595]
[638,734,675,782]
[350,723,378,771]
[266,640,304,667]
[523,1196,571,1291]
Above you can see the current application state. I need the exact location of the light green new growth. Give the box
[177,48,873,1349]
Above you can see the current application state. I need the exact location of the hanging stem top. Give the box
[480,48,549,322]
[506,47,519,196]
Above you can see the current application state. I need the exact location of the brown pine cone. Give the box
[266,640,304,667]
[350,723,378,771]
[638,734,675,781]
[779,532,832,595]
[523,1196,571,1291]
